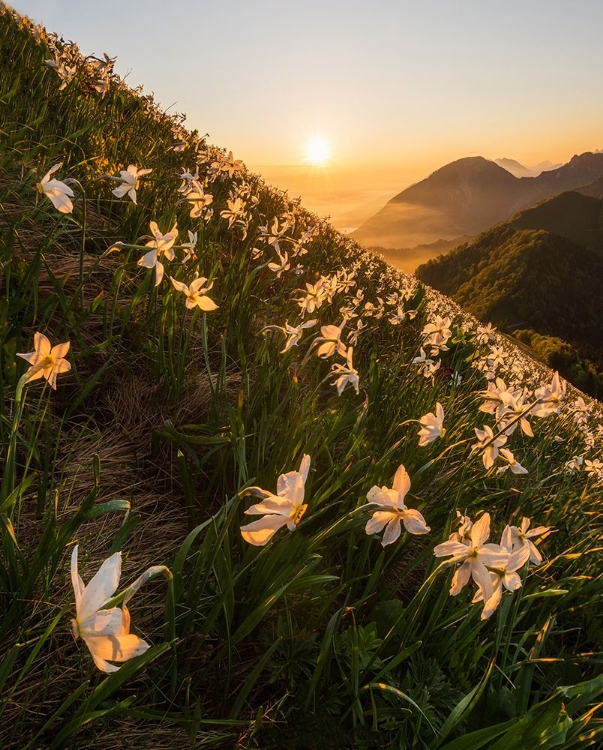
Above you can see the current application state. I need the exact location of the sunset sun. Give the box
[304,136,330,165]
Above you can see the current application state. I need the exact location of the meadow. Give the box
[1,6,602,748]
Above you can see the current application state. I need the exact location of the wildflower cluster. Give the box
[435,513,550,620]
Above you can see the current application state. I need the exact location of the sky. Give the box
[12,0,603,228]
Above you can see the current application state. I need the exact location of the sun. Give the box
[304,136,331,165]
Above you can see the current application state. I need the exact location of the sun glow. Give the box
[304,136,331,165]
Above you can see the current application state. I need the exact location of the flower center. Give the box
[291,503,308,526]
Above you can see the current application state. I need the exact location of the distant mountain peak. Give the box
[494,158,535,178]
[353,151,603,255]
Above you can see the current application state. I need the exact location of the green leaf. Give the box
[434,658,495,747]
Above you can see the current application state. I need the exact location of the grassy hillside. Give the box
[509,191,603,251]
[1,5,603,749]
[417,211,603,397]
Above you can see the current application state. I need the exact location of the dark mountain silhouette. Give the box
[353,152,603,253]
[577,176,603,199]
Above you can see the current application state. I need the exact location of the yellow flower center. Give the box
[291,503,308,526]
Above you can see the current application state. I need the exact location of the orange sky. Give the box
[15,0,603,230]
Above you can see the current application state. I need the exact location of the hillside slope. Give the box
[1,6,602,750]
[416,195,603,395]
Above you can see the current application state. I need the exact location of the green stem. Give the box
[1,362,47,504]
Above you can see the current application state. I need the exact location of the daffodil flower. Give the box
[71,546,149,673]
[417,403,445,446]
[138,221,178,286]
[434,513,508,602]
[501,518,550,565]
[213,150,245,178]
[497,448,528,475]
[297,280,327,315]
[365,464,430,547]
[170,276,218,311]
[262,320,317,353]
[412,348,441,379]
[472,425,506,470]
[186,184,213,218]
[267,249,291,278]
[37,163,74,214]
[472,547,526,620]
[112,165,152,204]
[181,230,198,263]
[533,372,566,418]
[16,332,71,389]
[240,455,311,546]
[314,323,347,359]
[422,315,452,348]
[45,59,77,90]
[330,347,360,395]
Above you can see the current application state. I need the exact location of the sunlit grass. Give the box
[0,5,602,749]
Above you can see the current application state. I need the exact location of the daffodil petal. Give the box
[78,551,122,623]
[84,633,149,662]
[381,517,402,546]
[240,515,288,546]
[402,509,430,535]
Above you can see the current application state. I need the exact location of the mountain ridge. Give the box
[353,151,603,254]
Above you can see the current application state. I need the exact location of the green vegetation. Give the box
[514,330,603,397]
[1,6,603,749]
[417,222,603,398]
[509,191,603,252]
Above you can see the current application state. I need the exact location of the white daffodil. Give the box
[267,249,291,278]
[472,425,507,470]
[487,345,506,370]
[71,546,149,673]
[472,547,526,620]
[330,347,360,396]
[262,320,317,353]
[170,276,218,311]
[565,456,584,472]
[37,163,74,214]
[181,230,198,263]
[177,168,199,194]
[46,59,77,90]
[314,323,347,359]
[137,221,178,286]
[220,197,246,228]
[585,459,603,479]
[498,391,534,438]
[434,513,509,603]
[412,348,440,379]
[533,372,566,418]
[478,377,514,416]
[111,165,152,204]
[501,518,551,565]
[476,323,496,345]
[213,150,245,178]
[365,464,430,547]
[422,315,452,349]
[297,280,327,315]
[186,184,213,218]
[240,455,311,546]
[417,403,446,446]
[17,332,71,389]
[497,448,528,475]
[347,319,366,346]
